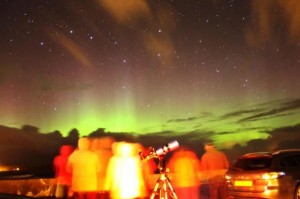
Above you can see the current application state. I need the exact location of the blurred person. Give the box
[105,142,148,199]
[90,137,114,199]
[200,141,229,199]
[53,145,74,199]
[137,144,157,195]
[66,137,100,199]
[167,147,201,199]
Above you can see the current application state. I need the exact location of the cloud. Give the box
[143,32,175,67]
[278,0,300,42]
[167,117,197,123]
[246,0,300,47]
[151,98,300,150]
[97,0,178,69]
[281,98,300,109]
[220,109,263,120]
[260,123,300,151]
[0,125,61,168]
[49,30,93,69]
[97,0,151,25]
[238,98,300,122]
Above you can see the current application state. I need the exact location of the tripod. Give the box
[150,156,178,199]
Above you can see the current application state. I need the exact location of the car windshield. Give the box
[232,156,272,171]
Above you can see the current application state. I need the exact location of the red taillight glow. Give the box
[261,172,285,180]
[225,174,231,180]
[225,172,285,189]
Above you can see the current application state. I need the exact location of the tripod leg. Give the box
[150,178,162,199]
[162,181,168,199]
[165,176,178,199]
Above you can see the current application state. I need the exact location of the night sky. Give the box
[1,0,300,149]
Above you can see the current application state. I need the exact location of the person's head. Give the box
[78,137,90,150]
[204,140,215,151]
[60,145,74,156]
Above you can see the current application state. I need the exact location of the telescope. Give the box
[140,141,180,199]
[139,140,179,160]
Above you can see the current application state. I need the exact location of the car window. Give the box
[293,154,300,165]
[280,155,300,168]
[232,157,272,170]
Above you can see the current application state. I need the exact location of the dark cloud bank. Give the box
[1,122,300,177]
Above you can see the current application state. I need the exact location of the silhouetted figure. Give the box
[90,137,114,199]
[168,147,201,199]
[137,144,157,195]
[67,137,100,199]
[105,142,148,199]
[200,141,229,199]
[53,145,74,199]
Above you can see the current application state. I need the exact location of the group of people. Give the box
[53,137,229,199]
[53,137,156,199]
[168,141,229,199]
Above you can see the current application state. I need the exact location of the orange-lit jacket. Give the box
[168,148,201,187]
[66,137,100,192]
[200,148,229,171]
